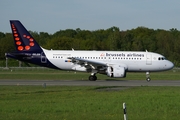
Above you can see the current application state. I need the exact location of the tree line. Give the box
[0,26,180,66]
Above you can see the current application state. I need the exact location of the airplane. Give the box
[5,20,174,82]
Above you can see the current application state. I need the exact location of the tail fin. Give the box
[7,20,59,69]
[10,20,42,52]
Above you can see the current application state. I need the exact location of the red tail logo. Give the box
[11,24,35,51]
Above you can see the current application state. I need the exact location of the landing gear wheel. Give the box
[89,75,97,81]
[146,72,151,82]
[146,77,151,82]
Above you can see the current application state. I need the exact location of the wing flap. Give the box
[69,57,107,69]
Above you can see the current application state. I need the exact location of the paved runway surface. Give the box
[0,80,180,86]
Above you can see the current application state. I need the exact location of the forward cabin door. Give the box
[146,54,152,65]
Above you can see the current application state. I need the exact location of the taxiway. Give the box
[0,80,179,86]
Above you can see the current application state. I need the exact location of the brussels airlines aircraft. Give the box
[6,20,174,81]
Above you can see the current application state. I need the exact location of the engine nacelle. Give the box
[107,65,126,78]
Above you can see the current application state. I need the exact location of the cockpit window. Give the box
[158,57,166,60]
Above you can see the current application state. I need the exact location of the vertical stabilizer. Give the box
[10,20,42,52]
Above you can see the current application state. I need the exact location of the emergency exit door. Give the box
[41,52,47,63]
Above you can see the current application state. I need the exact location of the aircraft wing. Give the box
[68,57,108,69]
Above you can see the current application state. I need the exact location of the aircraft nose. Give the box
[166,61,174,70]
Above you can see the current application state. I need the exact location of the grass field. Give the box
[0,68,180,119]
[0,86,180,120]
[0,67,179,80]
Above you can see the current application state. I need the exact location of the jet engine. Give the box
[107,65,126,78]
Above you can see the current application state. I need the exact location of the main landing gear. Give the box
[89,73,97,81]
[88,72,152,82]
[146,72,151,82]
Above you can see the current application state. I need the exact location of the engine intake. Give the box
[107,65,126,78]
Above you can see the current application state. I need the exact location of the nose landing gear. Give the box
[146,72,151,82]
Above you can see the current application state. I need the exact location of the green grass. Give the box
[0,67,179,80]
[0,68,179,119]
[0,86,180,120]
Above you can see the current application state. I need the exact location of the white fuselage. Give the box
[43,49,174,72]
[8,20,174,81]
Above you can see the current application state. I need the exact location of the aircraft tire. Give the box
[89,75,97,81]
[146,77,151,82]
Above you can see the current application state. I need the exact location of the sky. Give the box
[1,0,180,34]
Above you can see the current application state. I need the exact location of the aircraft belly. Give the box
[127,61,146,71]
[127,61,167,72]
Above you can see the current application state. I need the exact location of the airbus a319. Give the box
[6,20,174,81]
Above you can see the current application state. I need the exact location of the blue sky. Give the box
[1,0,180,34]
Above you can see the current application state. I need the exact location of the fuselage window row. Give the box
[53,56,142,60]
